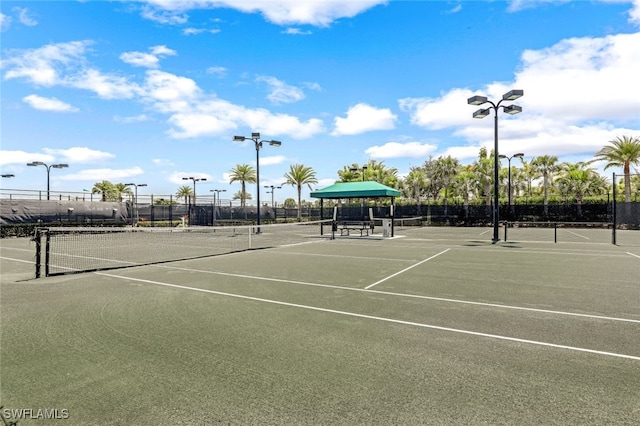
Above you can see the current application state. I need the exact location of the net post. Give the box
[504,221,508,241]
[45,230,51,277]
[34,228,42,278]
[554,223,557,243]
[612,172,617,245]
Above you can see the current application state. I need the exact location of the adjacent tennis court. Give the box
[1,225,639,425]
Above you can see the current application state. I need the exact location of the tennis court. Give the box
[1,225,639,425]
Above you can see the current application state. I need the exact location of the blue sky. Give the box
[1,0,639,204]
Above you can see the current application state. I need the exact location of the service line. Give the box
[364,248,450,290]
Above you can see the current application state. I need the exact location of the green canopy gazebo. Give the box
[310,181,401,237]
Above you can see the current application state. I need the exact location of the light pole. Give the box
[350,165,368,181]
[498,153,524,219]
[182,177,207,206]
[210,189,227,224]
[26,161,69,200]
[467,89,523,243]
[233,132,282,232]
[264,185,282,207]
[125,183,147,225]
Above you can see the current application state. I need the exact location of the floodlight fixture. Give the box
[467,95,488,106]
[472,108,491,119]
[233,136,246,142]
[52,164,69,169]
[503,105,522,115]
[1,174,15,178]
[268,140,282,147]
[502,89,524,101]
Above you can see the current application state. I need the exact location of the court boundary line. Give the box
[627,252,640,259]
[146,263,640,324]
[0,256,35,265]
[364,248,451,290]
[95,272,640,361]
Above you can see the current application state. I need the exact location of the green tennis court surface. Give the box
[1,227,639,425]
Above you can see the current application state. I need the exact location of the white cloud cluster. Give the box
[120,45,177,68]
[399,31,640,162]
[332,103,397,136]
[22,94,78,112]
[138,0,387,27]
[43,147,115,164]
[365,141,437,159]
[256,75,305,104]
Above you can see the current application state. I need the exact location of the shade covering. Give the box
[310,181,401,199]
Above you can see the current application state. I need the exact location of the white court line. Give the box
[364,249,450,290]
[565,230,590,240]
[627,252,640,259]
[152,263,640,324]
[0,256,34,264]
[95,272,640,361]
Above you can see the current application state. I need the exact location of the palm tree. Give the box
[229,164,257,218]
[175,185,193,206]
[283,164,318,221]
[453,165,477,221]
[92,180,115,202]
[556,162,604,218]
[403,166,428,210]
[432,155,460,216]
[472,148,493,213]
[592,135,640,202]
[531,155,560,217]
[113,183,133,202]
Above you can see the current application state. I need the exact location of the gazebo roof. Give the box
[310,181,401,199]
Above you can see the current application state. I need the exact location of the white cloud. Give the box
[42,147,115,164]
[13,7,37,26]
[0,150,54,166]
[282,27,312,35]
[260,155,287,166]
[365,141,437,159]
[139,0,387,27]
[60,167,144,181]
[183,27,221,35]
[256,75,305,104]
[332,103,397,136]
[22,94,78,112]
[114,114,151,123]
[206,66,227,77]
[1,13,11,31]
[401,31,640,160]
[152,158,175,167]
[120,45,176,68]
[168,171,212,185]
[2,40,91,86]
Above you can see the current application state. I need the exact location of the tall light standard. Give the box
[182,177,207,206]
[125,183,147,225]
[350,165,368,181]
[498,153,524,219]
[26,161,69,200]
[467,89,523,243]
[210,189,226,224]
[264,185,281,207]
[233,132,282,231]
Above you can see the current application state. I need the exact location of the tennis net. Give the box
[35,220,332,277]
